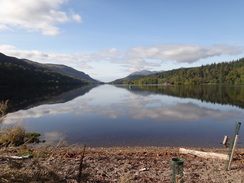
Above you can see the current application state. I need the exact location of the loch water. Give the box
[1,84,244,148]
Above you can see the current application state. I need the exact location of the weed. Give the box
[0,159,68,183]
[0,126,43,147]
[77,144,90,183]
[21,151,34,158]
[0,143,93,183]
[119,165,133,183]
[0,100,8,117]
[0,100,8,123]
[25,132,42,143]
[0,126,26,146]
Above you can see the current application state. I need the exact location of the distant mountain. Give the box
[111,70,158,84]
[0,52,97,86]
[128,70,158,76]
[23,59,97,83]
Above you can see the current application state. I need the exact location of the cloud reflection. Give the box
[4,87,242,124]
[44,131,65,144]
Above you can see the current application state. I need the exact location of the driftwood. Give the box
[3,155,31,160]
[179,148,228,160]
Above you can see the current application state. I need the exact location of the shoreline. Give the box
[1,145,244,182]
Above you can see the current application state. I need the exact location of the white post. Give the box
[222,135,228,145]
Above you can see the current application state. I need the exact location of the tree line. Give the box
[114,58,244,85]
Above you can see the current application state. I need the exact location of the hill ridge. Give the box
[0,52,97,86]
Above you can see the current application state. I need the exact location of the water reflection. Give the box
[2,84,244,147]
[119,85,244,109]
[0,85,97,113]
[44,131,65,144]
[4,93,242,123]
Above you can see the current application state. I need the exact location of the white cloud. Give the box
[0,24,10,31]
[70,10,82,22]
[0,0,81,35]
[76,44,243,64]
[0,45,92,69]
[0,43,243,81]
[126,44,243,63]
[75,48,121,61]
[75,44,243,73]
[0,45,16,50]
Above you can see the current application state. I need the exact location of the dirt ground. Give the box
[0,145,244,182]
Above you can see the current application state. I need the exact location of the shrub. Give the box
[0,100,8,123]
[0,126,26,146]
[0,126,42,147]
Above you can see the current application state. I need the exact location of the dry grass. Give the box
[0,126,26,146]
[0,143,90,183]
[119,165,133,183]
[0,125,43,147]
[0,119,90,182]
[0,159,67,183]
[1,144,244,182]
[0,100,8,123]
[0,146,62,182]
[0,100,8,116]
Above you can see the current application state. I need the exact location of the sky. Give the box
[0,0,244,82]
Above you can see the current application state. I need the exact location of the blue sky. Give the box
[0,0,244,82]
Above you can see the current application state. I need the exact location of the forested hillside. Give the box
[113,58,244,85]
[23,60,97,83]
[0,53,88,86]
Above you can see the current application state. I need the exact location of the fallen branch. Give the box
[4,155,31,160]
[179,148,228,160]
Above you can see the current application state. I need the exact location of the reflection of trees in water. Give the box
[132,85,244,109]
[0,85,96,114]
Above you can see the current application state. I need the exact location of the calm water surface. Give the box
[2,84,244,148]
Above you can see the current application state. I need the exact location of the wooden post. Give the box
[227,135,238,171]
[225,122,241,171]
[222,135,228,145]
